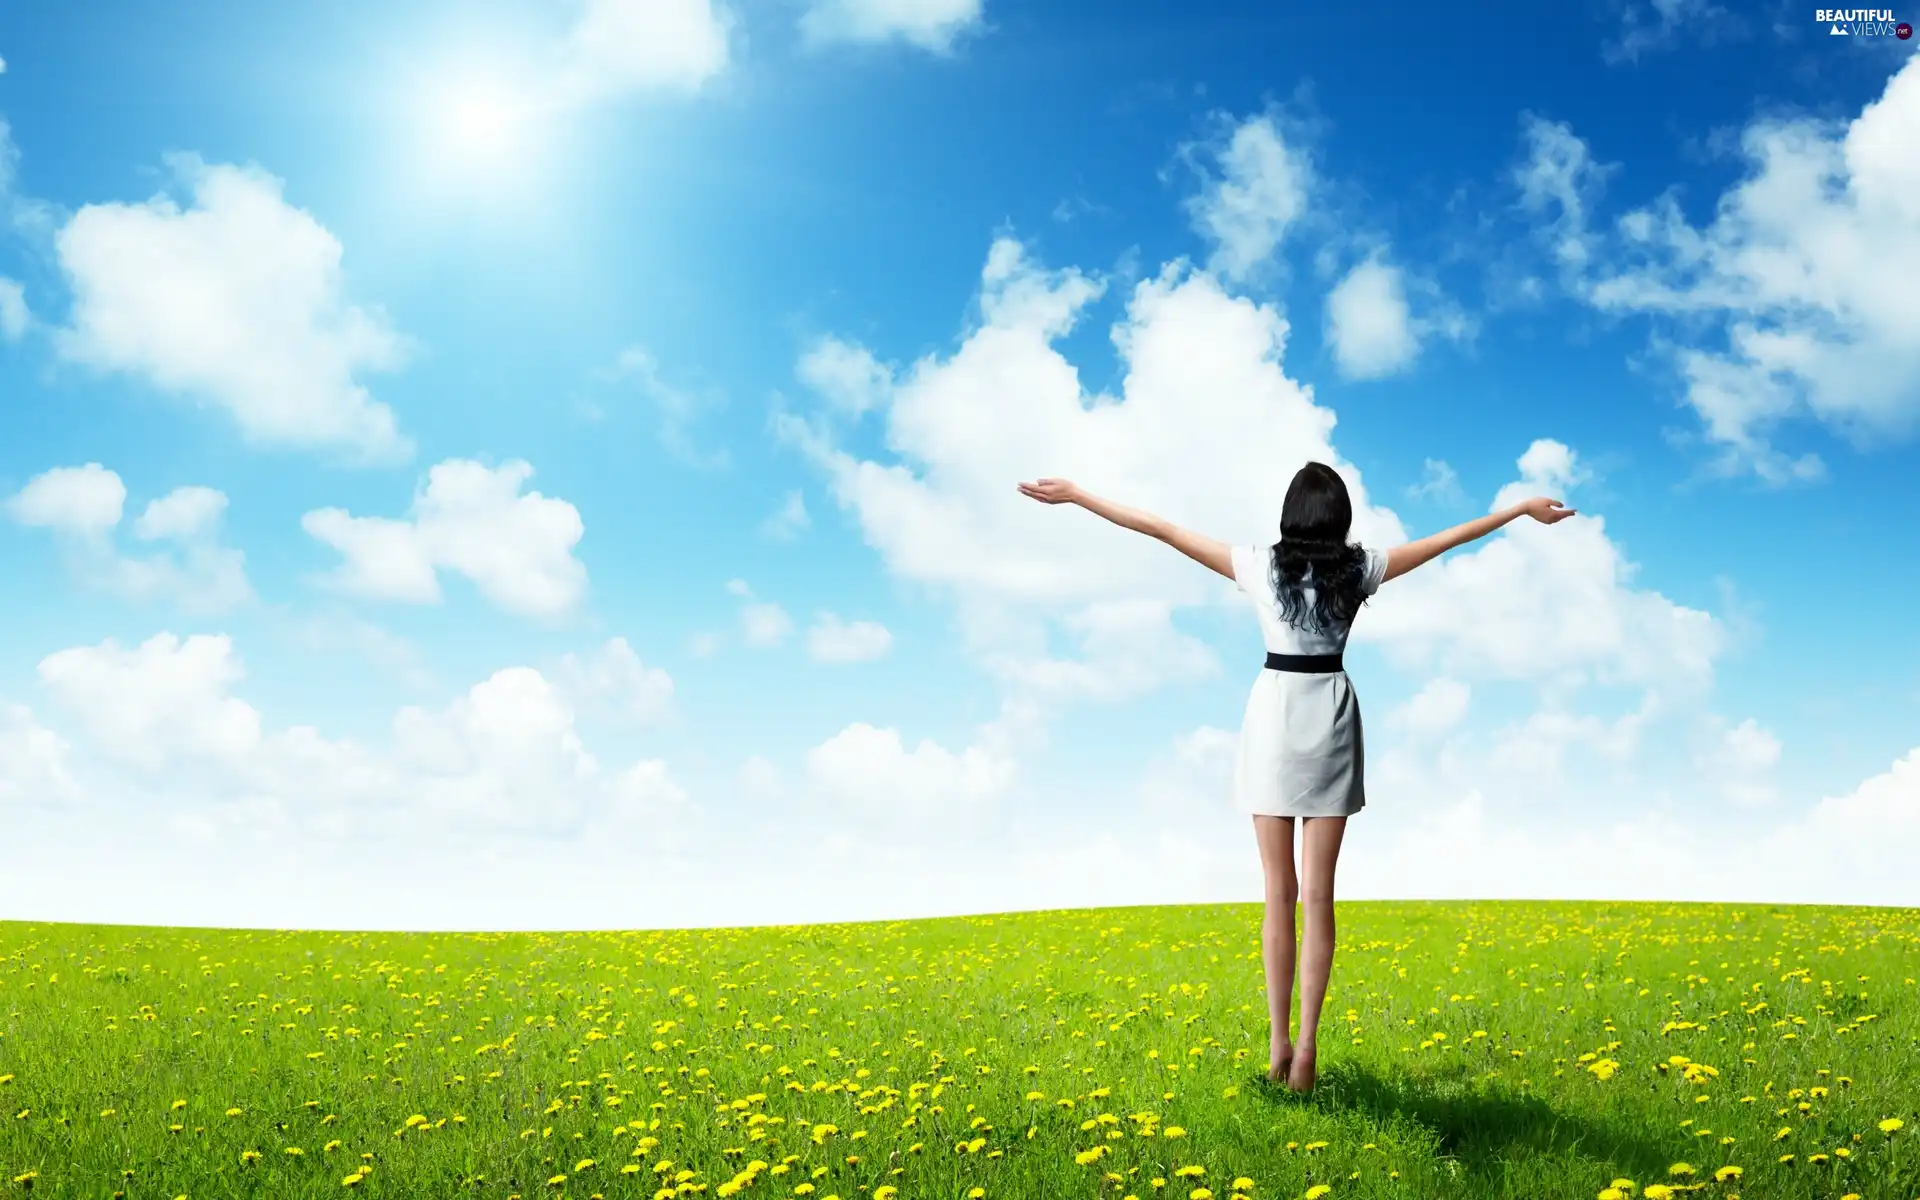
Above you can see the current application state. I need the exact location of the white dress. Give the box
[1229,543,1389,819]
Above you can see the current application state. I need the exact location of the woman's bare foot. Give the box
[1286,1040,1317,1092]
[1266,1042,1293,1083]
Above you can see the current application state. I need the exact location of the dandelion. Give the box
[1880,1118,1904,1133]
[1713,1166,1740,1182]
[1304,1188,1331,1200]
[225,1107,243,1118]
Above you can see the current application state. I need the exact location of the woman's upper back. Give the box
[1229,542,1389,655]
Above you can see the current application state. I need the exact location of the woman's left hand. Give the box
[1018,478,1081,505]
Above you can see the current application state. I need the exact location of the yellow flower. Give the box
[1880,1118,1904,1133]
[875,1189,899,1200]
[575,1159,595,1172]
[1232,1179,1254,1191]
[1164,1127,1187,1139]
[171,1100,187,1110]
[547,1175,567,1187]
[1666,1163,1694,1177]
[1643,1187,1674,1200]
[1304,1188,1331,1200]
[342,1175,362,1188]
[226,1107,244,1118]
[1713,1166,1740,1182]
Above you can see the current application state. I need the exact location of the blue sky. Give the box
[1,0,1916,929]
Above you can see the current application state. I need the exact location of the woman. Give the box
[1018,463,1573,1091]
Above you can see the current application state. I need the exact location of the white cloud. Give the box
[38,634,261,772]
[29,631,684,838]
[1184,114,1314,283]
[302,459,586,619]
[1361,440,1720,689]
[5,463,125,536]
[724,579,793,648]
[1386,677,1471,737]
[806,721,1013,816]
[6,466,251,613]
[742,602,793,647]
[797,335,894,415]
[1696,715,1781,806]
[607,346,727,466]
[560,0,732,99]
[1604,0,1730,64]
[54,158,411,462]
[761,490,811,540]
[1136,725,1237,819]
[799,0,984,51]
[1513,112,1615,282]
[1511,61,1920,481]
[1587,58,1920,479]
[737,754,785,803]
[557,637,675,725]
[134,485,227,541]
[1406,457,1464,505]
[807,613,893,663]
[0,704,78,809]
[0,276,27,340]
[1325,254,1419,379]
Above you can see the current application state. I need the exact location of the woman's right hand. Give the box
[1520,496,1577,524]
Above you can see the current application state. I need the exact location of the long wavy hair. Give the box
[1269,462,1370,632]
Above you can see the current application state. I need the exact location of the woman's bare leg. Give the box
[1289,814,1347,1092]
[1252,815,1299,1080]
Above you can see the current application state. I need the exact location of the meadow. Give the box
[1,901,1916,1200]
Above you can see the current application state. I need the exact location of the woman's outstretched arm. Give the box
[1382,495,1575,583]
[1018,477,1235,581]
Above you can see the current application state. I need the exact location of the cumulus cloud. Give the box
[1513,60,1920,481]
[5,465,251,613]
[560,0,733,99]
[1386,677,1472,738]
[557,637,675,725]
[1325,255,1419,378]
[1361,440,1720,689]
[302,459,586,619]
[799,0,984,51]
[797,335,894,416]
[5,463,125,536]
[29,631,683,837]
[0,704,78,809]
[1326,251,1470,381]
[806,721,1013,817]
[1184,113,1314,283]
[54,158,411,462]
[807,613,893,663]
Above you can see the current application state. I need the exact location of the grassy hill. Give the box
[2,900,1916,1199]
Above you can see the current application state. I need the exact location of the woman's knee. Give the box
[1299,879,1334,907]
[1265,881,1300,909]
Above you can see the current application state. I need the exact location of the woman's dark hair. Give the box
[1269,461,1369,632]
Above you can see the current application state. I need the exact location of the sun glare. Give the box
[419,74,536,175]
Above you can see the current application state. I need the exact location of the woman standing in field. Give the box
[1019,464,1573,1091]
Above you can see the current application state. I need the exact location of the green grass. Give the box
[2,901,1917,1200]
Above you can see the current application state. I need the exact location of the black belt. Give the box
[1265,652,1344,674]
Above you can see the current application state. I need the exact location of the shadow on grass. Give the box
[1247,1060,1674,1183]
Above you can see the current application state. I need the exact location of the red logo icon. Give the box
[1896,20,1913,36]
